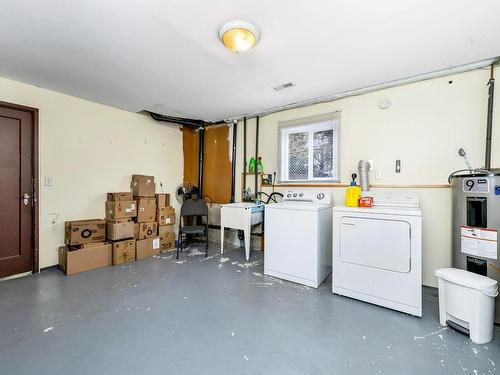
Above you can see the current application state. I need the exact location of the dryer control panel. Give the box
[365,191,420,208]
[283,190,332,205]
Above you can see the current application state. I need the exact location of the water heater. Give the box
[450,172,500,323]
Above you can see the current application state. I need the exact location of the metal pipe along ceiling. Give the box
[147,111,204,128]
[224,57,500,123]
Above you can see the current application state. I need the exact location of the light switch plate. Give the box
[375,170,382,180]
[44,176,53,186]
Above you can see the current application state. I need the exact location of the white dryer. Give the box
[332,191,422,316]
[265,190,332,288]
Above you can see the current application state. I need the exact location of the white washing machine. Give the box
[264,190,332,288]
[332,191,422,316]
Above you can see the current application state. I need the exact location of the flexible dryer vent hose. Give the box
[358,160,370,191]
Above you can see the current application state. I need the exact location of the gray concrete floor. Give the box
[0,243,499,375]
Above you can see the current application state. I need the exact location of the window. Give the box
[279,113,340,183]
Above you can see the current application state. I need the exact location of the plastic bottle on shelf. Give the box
[257,157,264,173]
[248,157,256,174]
[345,173,361,207]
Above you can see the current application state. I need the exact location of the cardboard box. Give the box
[157,206,175,225]
[131,181,155,197]
[132,174,155,182]
[112,239,136,265]
[77,241,108,249]
[136,198,156,222]
[58,243,112,276]
[134,223,139,239]
[105,200,137,220]
[64,219,106,246]
[155,193,170,208]
[107,192,133,201]
[137,222,158,239]
[131,175,155,197]
[106,221,135,241]
[159,225,176,252]
[136,237,160,260]
[106,218,133,224]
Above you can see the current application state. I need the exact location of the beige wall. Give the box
[2,68,498,282]
[0,77,183,269]
[235,68,500,287]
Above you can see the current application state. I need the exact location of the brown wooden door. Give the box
[0,105,35,278]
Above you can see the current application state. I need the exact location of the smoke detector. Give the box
[378,97,391,110]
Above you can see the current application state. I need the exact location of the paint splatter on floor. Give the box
[414,327,449,341]
[251,282,274,287]
[188,249,206,257]
[9,242,494,375]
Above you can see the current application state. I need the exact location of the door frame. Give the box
[0,101,39,273]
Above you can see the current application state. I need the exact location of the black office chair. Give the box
[177,197,209,259]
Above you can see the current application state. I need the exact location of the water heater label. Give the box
[461,225,497,260]
[462,178,489,193]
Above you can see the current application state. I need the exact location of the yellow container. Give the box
[345,186,361,207]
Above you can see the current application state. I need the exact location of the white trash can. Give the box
[435,268,498,344]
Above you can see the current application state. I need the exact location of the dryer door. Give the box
[340,216,411,273]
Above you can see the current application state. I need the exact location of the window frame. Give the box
[278,112,340,183]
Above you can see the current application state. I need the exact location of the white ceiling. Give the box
[1,0,499,121]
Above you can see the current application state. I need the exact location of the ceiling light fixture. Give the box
[218,20,259,53]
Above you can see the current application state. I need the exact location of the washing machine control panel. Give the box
[283,190,331,205]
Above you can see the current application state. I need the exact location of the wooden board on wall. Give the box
[182,127,199,188]
[182,125,232,204]
[203,125,231,203]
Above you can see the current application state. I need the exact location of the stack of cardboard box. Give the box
[131,175,161,259]
[59,219,111,275]
[105,192,137,265]
[156,193,176,252]
[59,174,176,276]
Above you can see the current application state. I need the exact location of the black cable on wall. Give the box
[230,121,238,203]
[243,117,247,197]
[255,116,259,200]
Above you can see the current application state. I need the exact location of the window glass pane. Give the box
[313,129,334,178]
[288,132,309,180]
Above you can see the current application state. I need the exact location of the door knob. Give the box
[23,193,30,206]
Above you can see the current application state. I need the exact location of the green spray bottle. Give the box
[257,156,264,173]
[248,157,256,174]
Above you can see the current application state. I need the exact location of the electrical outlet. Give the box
[44,176,53,186]
[375,170,383,180]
